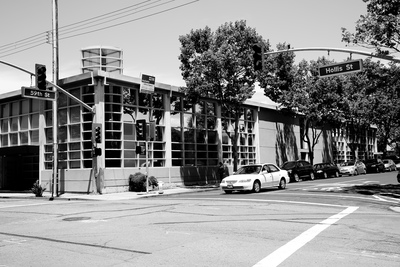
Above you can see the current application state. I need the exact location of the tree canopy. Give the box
[178,20,268,170]
[342,0,400,55]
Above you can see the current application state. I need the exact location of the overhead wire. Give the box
[0,0,199,57]
[0,0,153,53]
[58,0,172,39]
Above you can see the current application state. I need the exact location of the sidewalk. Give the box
[0,185,220,201]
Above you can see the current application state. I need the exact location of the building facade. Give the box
[0,68,378,193]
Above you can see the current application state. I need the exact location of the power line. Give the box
[57,0,173,40]
[59,0,199,41]
[0,0,152,51]
[0,0,199,57]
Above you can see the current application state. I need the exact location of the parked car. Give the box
[280,160,314,182]
[220,163,289,194]
[382,159,397,172]
[313,162,341,179]
[339,160,367,176]
[364,158,385,173]
[393,159,400,170]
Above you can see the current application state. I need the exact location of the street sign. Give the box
[140,74,155,94]
[319,59,363,77]
[21,87,55,101]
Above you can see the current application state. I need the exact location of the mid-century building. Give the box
[0,46,377,194]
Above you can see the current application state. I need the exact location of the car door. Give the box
[267,164,281,186]
[296,161,305,177]
[260,164,273,188]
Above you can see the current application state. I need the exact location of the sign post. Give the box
[319,59,363,77]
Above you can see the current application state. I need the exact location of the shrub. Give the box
[31,180,47,197]
[129,172,158,192]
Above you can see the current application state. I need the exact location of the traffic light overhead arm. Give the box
[0,59,95,113]
[263,47,400,63]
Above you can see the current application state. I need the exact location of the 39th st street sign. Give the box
[319,59,363,77]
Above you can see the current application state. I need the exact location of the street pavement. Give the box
[1,184,399,213]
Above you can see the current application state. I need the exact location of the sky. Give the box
[0,0,369,96]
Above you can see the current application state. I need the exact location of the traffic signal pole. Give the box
[50,0,59,200]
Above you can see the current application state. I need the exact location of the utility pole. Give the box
[50,0,59,200]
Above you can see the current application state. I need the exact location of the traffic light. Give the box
[35,64,47,90]
[252,44,264,71]
[93,147,102,157]
[94,126,101,143]
[136,119,146,141]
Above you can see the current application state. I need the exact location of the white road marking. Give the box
[0,201,79,209]
[253,206,359,267]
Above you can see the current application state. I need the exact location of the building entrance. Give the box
[0,146,39,191]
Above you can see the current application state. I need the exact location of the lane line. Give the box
[0,201,80,209]
[253,206,359,267]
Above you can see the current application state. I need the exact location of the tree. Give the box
[341,0,400,55]
[261,56,345,165]
[178,20,269,171]
[362,61,400,157]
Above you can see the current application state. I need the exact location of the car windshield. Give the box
[235,165,261,175]
[341,161,355,166]
[365,159,377,163]
[383,160,389,163]
[281,162,296,169]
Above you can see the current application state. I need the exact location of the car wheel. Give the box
[309,172,315,180]
[252,181,261,193]
[354,170,358,176]
[397,172,400,183]
[335,171,339,178]
[376,167,380,173]
[278,178,286,189]
[224,190,232,194]
[323,172,328,179]
[293,173,300,182]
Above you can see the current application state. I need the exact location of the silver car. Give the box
[339,160,366,176]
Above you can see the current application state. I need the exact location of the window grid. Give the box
[170,96,218,166]
[0,99,40,148]
[122,87,166,168]
[222,108,256,166]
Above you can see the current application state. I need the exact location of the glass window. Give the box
[20,132,29,144]
[59,126,67,143]
[2,104,9,117]
[1,120,8,133]
[20,116,29,130]
[21,100,30,114]
[11,102,19,116]
[70,107,81,123]
[58,109,68,125]
[11,118,18,131]
[1,135,8,146]
[31,130,39,144]
[10,133,18,145]
[70,125,81,141]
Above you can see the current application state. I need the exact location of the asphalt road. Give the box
[0,171,399,266]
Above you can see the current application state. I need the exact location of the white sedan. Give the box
[220,163,289,194]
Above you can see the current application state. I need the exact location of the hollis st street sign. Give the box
[319,59,363,77]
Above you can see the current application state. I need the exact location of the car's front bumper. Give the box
[220,182,253,191]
